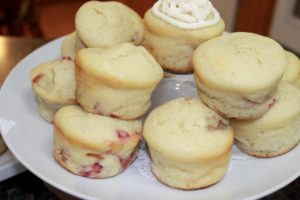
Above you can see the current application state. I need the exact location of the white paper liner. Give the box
[133,140,253,181]
[133,142,157,181]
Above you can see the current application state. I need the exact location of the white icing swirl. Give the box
[152,0,221,29]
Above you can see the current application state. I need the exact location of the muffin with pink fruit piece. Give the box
[232,82,300,158]
[193,32,287,119]
[75,43,163,120]
[30,57,77,123]
[53,105,142,178]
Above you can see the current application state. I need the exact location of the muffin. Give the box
[193,32,287,120]
[61,31,77,60]
[61,31,88,58]
[74,32,87,52]
[232,83,300,158]
[53,105,142,178]
[75,43,163,119]
[295,78,300,89]
[143,98,233,190]
[281,51,300,85]
[143,0,225,73]
[75,1,144,49]
[30,58,77,123]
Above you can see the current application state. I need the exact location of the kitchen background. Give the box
[0,0,299,54]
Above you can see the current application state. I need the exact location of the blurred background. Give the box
[0,0,299,53]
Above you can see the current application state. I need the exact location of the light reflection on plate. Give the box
[0,37,299,200]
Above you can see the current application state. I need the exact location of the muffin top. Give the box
[281,51,300,84]
[76,43,163,89]
[194,32,287,94]
[232,83,300,130]
[143,98,233,162]
[144,9,224,41]
[30,58,76,104]
[75,1,144,48]
[54,105,142,152]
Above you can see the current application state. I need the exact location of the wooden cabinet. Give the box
[234,0,276,36]
[115,0,156,16]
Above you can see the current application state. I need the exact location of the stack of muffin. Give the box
[28,0,300,192]
[30,1,163,178]
[143,33,300,190]
[142,0,300,191]
[192,32,300,158]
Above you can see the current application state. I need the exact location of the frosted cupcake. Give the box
[143,0,225,73]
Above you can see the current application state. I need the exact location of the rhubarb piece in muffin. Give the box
[75,43,163,120]
[194,32,287,120]
[75,1,144,49]
[143,0,224,73]
[30,58,77,123]
[143,98,233,190]
[53,105,142,178]
[232,83,300,158]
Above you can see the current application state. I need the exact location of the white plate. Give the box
[0,37,299,200]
